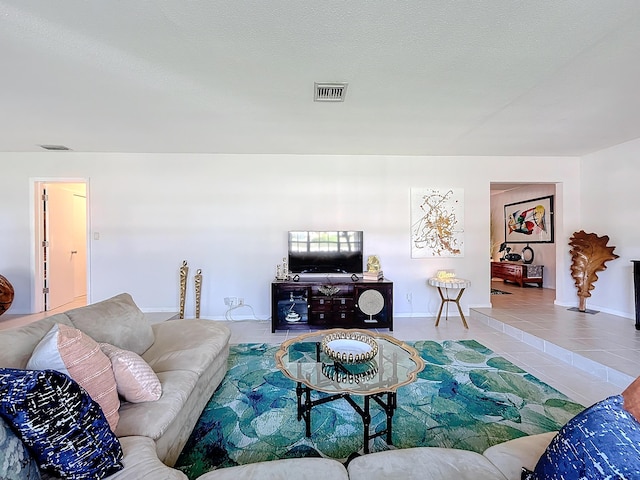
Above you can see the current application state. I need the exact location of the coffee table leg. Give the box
[304,386,312,437]
[363,396,371,454]
[296,382,303,421]
[296,382,313,437]
[386,392,396,445]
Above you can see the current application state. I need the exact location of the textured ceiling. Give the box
[2,1,640,156]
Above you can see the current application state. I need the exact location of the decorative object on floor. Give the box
[179,260,189,319]
[411,188,464,258]
[522,244,535,264]
[490,288,511,295]
[568,230,619,313]
[194,269,202,319]
[0,274,14,316]
[175,341,583,479]
[504,195,554,243]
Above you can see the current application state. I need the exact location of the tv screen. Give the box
[288,231,363,274]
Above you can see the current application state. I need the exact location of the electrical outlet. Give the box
[224,296,238,307]
[238,298,244,306]
[406,292,412,303]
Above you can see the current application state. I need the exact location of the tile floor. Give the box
[2,282,637,407]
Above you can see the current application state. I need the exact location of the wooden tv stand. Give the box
[271,278,393,332]
[491,261,543,288]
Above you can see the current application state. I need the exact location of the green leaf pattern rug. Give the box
[175,340,584,479]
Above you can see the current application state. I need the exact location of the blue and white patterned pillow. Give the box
[526,394,640,479]
[0,368,123,480]
[0,415,40,480]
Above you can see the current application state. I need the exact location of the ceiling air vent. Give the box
[314,82,348,102]
[39,144,72,151]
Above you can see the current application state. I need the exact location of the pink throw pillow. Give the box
[100,343,162,403]
[26,324,120,431]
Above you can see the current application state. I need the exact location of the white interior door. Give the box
[45,184,77,310]
[73,193,87,297]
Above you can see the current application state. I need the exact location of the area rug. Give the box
[491,288,512,295]
[175,341,583,479]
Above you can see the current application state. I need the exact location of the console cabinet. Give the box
[271,279,393,332]
[491,261,543,288]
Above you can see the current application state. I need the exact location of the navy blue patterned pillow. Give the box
[0,368,123,480]
[531,395,640,479]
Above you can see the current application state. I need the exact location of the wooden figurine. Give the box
[569,230,619,312]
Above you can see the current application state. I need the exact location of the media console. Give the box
[271,278,393,332]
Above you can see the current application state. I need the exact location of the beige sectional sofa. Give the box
[0,292,559,480]
[0,293,231,479]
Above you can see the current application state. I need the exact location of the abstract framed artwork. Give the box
[504,195,554,243]
[411,188,464,257]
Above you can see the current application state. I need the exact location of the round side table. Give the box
[428,277,470,328]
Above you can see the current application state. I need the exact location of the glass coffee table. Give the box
[275,328,424,454]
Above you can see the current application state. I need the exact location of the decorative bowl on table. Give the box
[322,360,378,384]
[321,331,378,364]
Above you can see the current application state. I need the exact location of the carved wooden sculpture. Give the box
[569,230,619,312]
[179,260,189,319]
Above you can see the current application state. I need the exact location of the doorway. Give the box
[34,181,89,312]
[489,182,557,306]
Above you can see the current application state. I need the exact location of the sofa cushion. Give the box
[64,293,154,355]
[115,369,199,439]
[0,368,123,480]
[482,431,556,480]
[195,457,349,480]
[0,415,40,480]
[0,313,73,369]
[100,343,162,403]
[347,446,508,480]
[26,324,120,431]
[143,319,231,375]
[529,395,640,479]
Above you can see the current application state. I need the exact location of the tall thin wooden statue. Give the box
[179,260,189,319]
[194,269,202,319]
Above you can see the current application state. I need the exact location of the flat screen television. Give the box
[288,231,363,274]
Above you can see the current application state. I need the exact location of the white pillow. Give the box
[27,323,120,431]
[100,343,162,403]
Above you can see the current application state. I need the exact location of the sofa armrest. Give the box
[106,436,187,480]
[482,431,557,480]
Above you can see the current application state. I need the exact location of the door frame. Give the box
[30,177,91,313]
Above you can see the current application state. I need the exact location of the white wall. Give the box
[490,184,557,289]
[581,139,640,319]
[0,153,582,320]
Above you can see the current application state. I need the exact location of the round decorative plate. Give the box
[321,331,378,364]
[358,289,384,316]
